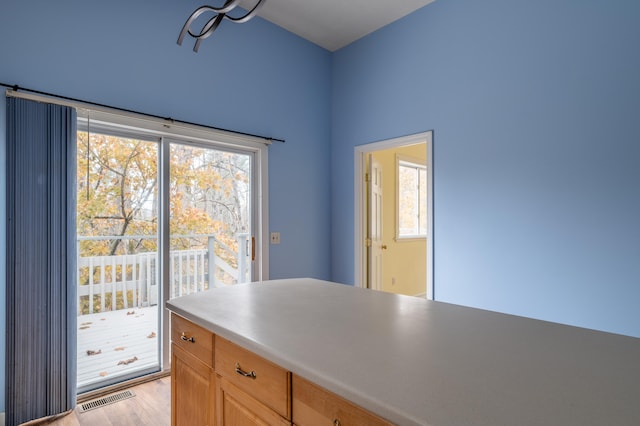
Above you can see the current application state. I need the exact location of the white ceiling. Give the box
[239,0,435,52]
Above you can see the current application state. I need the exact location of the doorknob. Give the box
[381,244,387,250]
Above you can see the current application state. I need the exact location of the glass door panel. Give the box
[76,130,160,393]
[168,142,252,299]
[75,119,260,394]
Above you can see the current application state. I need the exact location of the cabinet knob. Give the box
[180,332,195,343]
[333,419,341,426]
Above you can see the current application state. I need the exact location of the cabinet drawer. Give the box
[215,336,291,420]
[293,375,393,426]
[217,376,291,426]
[171,313,214,368]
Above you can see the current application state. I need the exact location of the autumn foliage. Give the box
[77,130,251,313]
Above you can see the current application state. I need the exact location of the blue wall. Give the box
[3,0,640,416]
[0,0,331,412]
[332,0,640,337]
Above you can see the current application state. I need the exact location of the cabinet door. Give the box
[217,375,290,426]
[172,344,216,426]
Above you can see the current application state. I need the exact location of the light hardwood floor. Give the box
[43,377,170,426]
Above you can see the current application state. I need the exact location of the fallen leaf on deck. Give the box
[117,356,138,366]
[81,322,92,326]
[126,311,136,315]
[114,347,126,351]
[147,331,156,338]
[99,372,108,377]
[79,326,90,330]
[87,349,102,356]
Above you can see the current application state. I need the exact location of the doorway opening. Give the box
[354,131,433,299]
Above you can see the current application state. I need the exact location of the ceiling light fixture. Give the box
[178,0,267,52]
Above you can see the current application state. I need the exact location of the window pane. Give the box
[76,131,160,392]
[169,143,252,297]
[399,164,418,236]
[419,168,427,235]
[398,160,427,239]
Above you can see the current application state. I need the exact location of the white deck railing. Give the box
[77,234,249,315]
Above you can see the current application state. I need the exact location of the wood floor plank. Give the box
[43,376,170,426]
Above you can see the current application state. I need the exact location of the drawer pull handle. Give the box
[180,332,195,343]
[235,362,257,379]
[333,420,341,426]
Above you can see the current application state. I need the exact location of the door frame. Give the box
[354,131,434,299]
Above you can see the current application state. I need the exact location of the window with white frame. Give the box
[396,156,427,240]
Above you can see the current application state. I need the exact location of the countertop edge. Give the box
[166,282,428,426]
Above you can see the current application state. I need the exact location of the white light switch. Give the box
[270,232,281,244]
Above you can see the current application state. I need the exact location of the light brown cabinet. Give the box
[171,314,392,426]
[171,314,215,426]
[215,336,291,425]
[217,376,291,425]
[292,375,392,426]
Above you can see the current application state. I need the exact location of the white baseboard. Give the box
[0,411,5,426]
[414,292,427,298]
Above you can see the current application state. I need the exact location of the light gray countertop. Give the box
[166,278,640,426]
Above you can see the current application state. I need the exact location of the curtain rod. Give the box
[1,82,285,144]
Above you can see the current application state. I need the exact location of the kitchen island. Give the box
[166,278,640,425]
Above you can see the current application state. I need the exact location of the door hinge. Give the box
[365,238,372,247]
[365,173,370,182]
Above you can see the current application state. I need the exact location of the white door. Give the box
[368,155,384,291]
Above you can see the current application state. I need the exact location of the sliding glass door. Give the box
[76,118,261,393]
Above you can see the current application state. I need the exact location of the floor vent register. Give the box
[79,390,136,413]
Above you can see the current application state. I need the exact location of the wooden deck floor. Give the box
[77,306,160,392]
